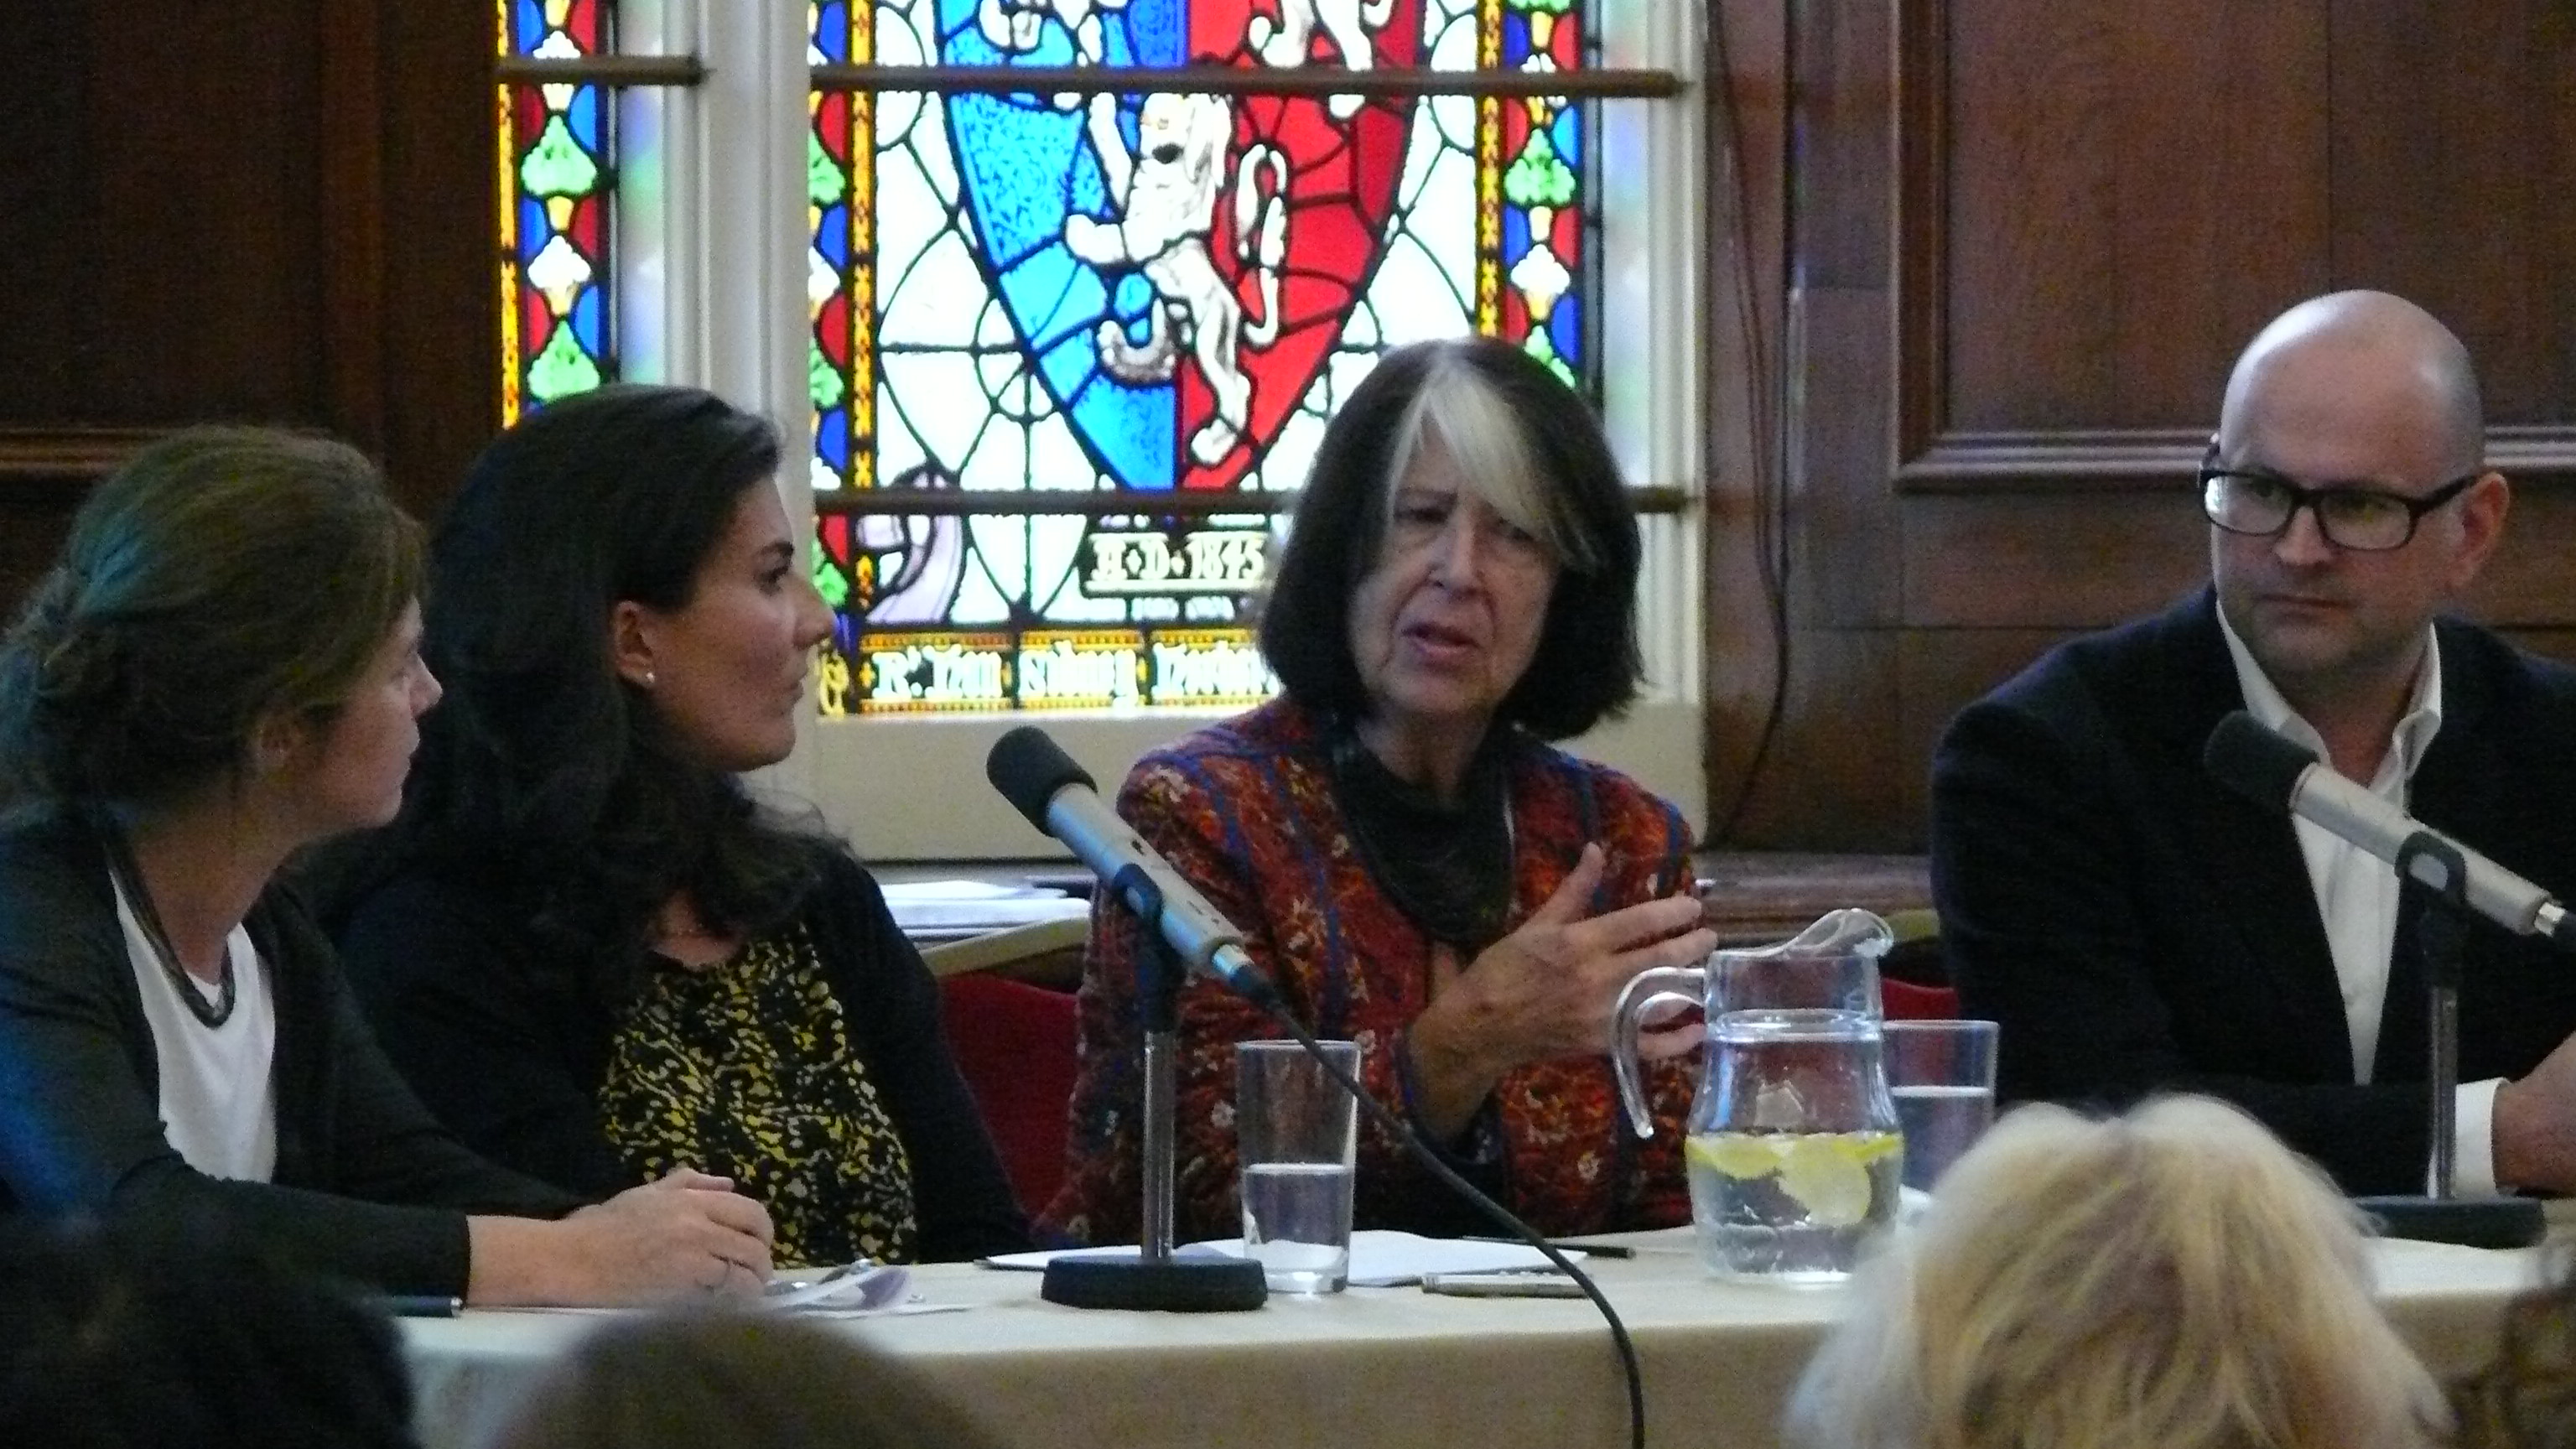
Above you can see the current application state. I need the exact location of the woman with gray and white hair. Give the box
[1044,335,1715,1245]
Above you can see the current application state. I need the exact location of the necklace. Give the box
[105,829,236,1029]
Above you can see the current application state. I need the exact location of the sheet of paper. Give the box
[880,880,1059,901]
[981,1230,1579,1287]
[765,1262,913,1311]
[880,880,1090,932]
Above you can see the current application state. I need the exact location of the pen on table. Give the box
[376,1295,464,1317]
[1464,1236,1636,1259]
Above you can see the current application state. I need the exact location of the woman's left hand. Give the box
[1404,843,1714,1136]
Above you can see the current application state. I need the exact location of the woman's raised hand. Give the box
[1404,844,1714,1137]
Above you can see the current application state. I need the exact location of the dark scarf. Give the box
[1324,719,1519,954]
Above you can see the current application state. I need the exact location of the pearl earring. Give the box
[642,669,658,688]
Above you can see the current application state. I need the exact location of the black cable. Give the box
[1704,0,1794,848]
[1257,1004,1648,1449]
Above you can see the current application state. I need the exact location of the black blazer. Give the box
[0,807,583,1295]
[335,848,1029,1262]
[1931,590,2576,1194]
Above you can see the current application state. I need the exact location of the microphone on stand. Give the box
[984,725,1270,1311]
[985,726,1278,1005]
[2201,709,2546,1249]
[2203,711,2576,952]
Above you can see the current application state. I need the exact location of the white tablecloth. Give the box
[404,1228,2546,1449]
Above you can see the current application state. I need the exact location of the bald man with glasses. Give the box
[1932,290,2576,1197]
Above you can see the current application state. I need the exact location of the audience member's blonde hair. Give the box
[1784,1095,2447,1449]
[480,1310,998,1449]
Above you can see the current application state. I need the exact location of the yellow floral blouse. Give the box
[597,923,917,1265]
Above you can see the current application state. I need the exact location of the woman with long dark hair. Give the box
[331,385,1025,1267]
[0,427,773,1303]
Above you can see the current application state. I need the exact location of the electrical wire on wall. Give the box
[1706,0,1794,848]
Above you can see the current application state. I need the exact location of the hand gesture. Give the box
[1406,844,1714,1132]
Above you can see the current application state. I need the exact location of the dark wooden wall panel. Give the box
[1706,0,2576,849]
[2097,2,2330,428]
[1917,0,2334,457]
[1902,495,2202,630]
[1795,0,1892,288]
[1726,631,1909,851]
[36,6,325,425]
[0,12,93,422]
[0,1,495,619]
[1945,0,2123,430]
[2469,489,2576,626]
[1893,627,2076,828]
[1793,288,1899,631]
[0,484,79,612]
[2329,0,2576,424]
[1701,0,1794,839]
[368,2,505,516]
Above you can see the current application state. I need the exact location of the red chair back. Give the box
[937,973,1078,1216]
[1882,977,1961,1021]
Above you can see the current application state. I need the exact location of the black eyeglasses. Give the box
[2199,445,2476,553]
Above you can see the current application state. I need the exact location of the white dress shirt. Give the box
[2219,615,2500,1194]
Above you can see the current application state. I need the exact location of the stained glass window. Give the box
[807,0,1593,714]
[499,0,617,423]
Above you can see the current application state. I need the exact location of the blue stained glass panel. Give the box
[571,285,605,353]
[517,198,550,261]
[569,87,602,150]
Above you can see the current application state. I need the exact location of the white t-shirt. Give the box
[113,871,278,1182]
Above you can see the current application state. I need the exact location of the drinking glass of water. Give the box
[1235,1040,1359,1294]
[1880,1019,1999,1192]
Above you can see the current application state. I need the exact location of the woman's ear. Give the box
[248,709,311,778]
[609,600,659,689]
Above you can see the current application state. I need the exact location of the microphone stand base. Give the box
[1040,1255,1270,1312]
[2352,1195,2544,1249]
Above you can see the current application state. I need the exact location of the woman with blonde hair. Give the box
[1784,1095,2447,1449]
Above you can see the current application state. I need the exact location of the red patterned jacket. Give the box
[1040,698,1699,1245]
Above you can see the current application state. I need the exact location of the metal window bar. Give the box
[494,57,1683,101]
[810,486,1691,517]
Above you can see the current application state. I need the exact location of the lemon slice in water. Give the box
[1685,1134,1786,1180]
[1776,1133,1899,1228]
